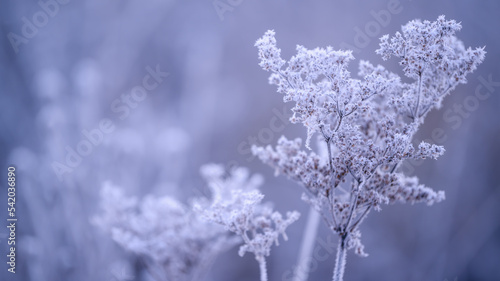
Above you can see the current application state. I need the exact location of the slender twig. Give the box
[344,170,376,233]
[349,205,372,233]
[320,208,335,231]
[344,182,361,233]
[414,71,423,118]
[346,165,360,184]
[343,106,358,117]
[320,125,329,140]
[335,114,343,133]
[418,104,432,118]
[390,162,399,174]
[278,70,296,89]
[320,126,335,174]
[439,81,456,97]
[329,190,339,228]
[344,183,359,233]
[361,91,378,101]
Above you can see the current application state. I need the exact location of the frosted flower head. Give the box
[253,16,484,259]
[255,30,286,72]
[377,15,485,116]
[198,163,300,261]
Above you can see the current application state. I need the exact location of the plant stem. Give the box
[326,139,334,173]
[293,206,321,281]
[332,235,347,281]
[414,72,423,118]
[257,256,268,281]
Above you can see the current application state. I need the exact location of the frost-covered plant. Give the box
[253,16,485,281]
[196,164,300,281]
[93,182,239,281]
[94,165,299,281]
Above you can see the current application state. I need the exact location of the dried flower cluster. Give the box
[93,182,239,281]
[95,165,299,281]
[253,16,485,281]
[196,164,300,281]
[93,15,484,281]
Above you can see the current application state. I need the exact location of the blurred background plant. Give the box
[94,181,240,281]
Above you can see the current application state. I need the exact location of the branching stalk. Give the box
[414,72,423,118]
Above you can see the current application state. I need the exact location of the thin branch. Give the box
[349,205,372,232]
[319,125,329,140]
[336,95,341,116]
[328,189,339,228]
[344,194,358,233]
[278,70,296,89]
[361,88,384,102]
[335,185,350,195]
[417,82,456,119]
[343,105,358,117]
[390,162,399,174]
[242,231,252,245]
[320,208,335,231]
[418,104,432,118]
[346,165,360,184]
[334,114,343,133]
[343,165,378,234]
[414,71,423,119]
[439,81,456,97]
[320,125,335,174]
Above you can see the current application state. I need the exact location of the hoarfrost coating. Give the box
[94,182,240,281]
[96,165,300,281]
[253,15,485,281]
[196,164,300,281]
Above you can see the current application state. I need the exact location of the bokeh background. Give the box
[1,0,499,280]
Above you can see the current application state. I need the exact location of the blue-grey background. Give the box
[1,0,499,280]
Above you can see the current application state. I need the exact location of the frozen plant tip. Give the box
[254,16,485,281]
[196,164,300,281]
